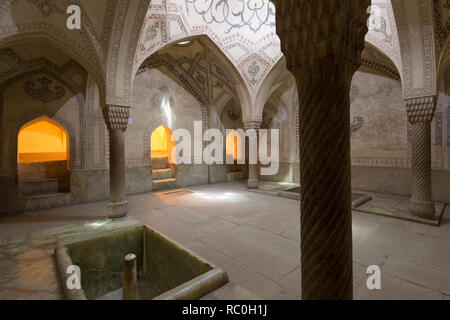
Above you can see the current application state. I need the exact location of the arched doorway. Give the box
[225,130,244,181]
[151,125,177,191]
[226,130,243,163]
[151,125,175,160]
[17,117,70,198]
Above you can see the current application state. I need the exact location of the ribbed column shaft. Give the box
[406,96,436,219]
[244,121,261,189]
[109,130,126,204]
[273,0,370,300]
[296,63,353,300]
[103,105,130,219]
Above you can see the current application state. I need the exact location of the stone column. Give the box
[244,121,261,189]
[103,105,130,219]
[406,96,436,219]
[273,0,370,299]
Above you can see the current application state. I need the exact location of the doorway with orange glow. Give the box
[225,130,244,181]
[151,125,177,189]
[17,117,70,195]
[226,130,244,163]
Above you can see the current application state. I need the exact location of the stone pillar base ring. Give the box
[247,179,259,189]
[408,199,435,220]
[108,200,128,219]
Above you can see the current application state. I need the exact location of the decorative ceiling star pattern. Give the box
[184,0,275,33]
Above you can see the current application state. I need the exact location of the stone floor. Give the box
[354,191,446,226]
[1,181,450,300]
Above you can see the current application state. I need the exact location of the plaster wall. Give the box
[128,68,209,188]
[350,71,450,201]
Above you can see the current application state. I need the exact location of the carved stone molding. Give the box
[405,96,437,123]
[352,157,410,168]
[103,105,130,132]
[432,0,448,53]
[361,58,401,81]
[100,0,119,59]
[392,0,436,98]
[106,0,150,106]
[243,121,261,130]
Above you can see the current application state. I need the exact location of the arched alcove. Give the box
[17,116,70,196]
[226,130,244,163]
[150,125,177,188]
[151,125,175,162]
[18,117,69,164]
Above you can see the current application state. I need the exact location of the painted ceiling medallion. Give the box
[184,0,275,33]
[24,77,66,103]
[27,0,64,16]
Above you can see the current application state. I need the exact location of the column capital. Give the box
[243,121,261,130]
[103,105,130,132]
[405,96,436,123]
[273,0,370,76]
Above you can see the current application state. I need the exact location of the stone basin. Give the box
[54,225,228,300]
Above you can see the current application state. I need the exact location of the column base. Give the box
[108,200,128,219]
[247,179,259,189]
[408,199,435,220]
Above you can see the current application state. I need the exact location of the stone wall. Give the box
[352,166,450,203]
[350,71,450,202]
[128,68,209,188]
[350,71,408,165]
[0,71,89,215]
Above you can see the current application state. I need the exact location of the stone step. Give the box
[19,178,70,196]
[20,192,71,212]
[152,178,177,192]
[152,168,173,180]
[151,156,169,170]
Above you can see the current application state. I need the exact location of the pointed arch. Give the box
[133,34,252,125]
[18,116,70,164]
[0,29,105,103]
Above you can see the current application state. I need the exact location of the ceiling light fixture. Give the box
[177,40,192,46]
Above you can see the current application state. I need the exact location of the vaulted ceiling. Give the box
[0,0,448,113]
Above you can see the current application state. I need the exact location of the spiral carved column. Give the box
[406,96,436,219]
[273,0,370,299]
[103,105,130,219]
[244,121,261,189]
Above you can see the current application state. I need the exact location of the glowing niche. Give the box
[18,117,69,163]
[151,125,175,161]
[226,130,243,162]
